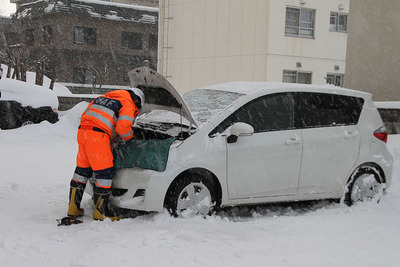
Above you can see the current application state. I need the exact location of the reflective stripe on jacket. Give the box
[80,90,139,140]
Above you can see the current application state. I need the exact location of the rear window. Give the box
[297,92,364,128]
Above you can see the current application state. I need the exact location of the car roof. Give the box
[200,81,371,98]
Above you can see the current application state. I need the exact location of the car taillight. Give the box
[374,126,388,143]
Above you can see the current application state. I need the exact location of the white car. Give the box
[109,67,393,217]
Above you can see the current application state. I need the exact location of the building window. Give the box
[26,29,35,46]
[326,73,344,87]
[5,32,20,46]
[285,7,315,38]
[283,70,312,84]
[73,68,96,84]
[42,25,52,43]
[74,27,97,45]
[121,32,142,50]
[149,34,158,51]
[330,12,348,32]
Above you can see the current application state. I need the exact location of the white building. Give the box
[158,0,349,93]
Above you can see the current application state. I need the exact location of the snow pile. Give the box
[0,103,399,266]
[0,77,59,109]
[139,14,157,24]
[75,0,159,12]
[1,64,72,96]
[58,101,88,128]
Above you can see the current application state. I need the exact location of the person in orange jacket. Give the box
[67,88,145,221]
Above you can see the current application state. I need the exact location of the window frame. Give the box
[330,12,348,32]
[149,34,158,51]
[5,32,20,46]
[285,6,315,38]
[74,26,97,45]
[283,70,312,84]
[326,73,344,87]
[121,31,143,50]
[73,68,96,84]
[26,28,35,46]
[42,25,53,43]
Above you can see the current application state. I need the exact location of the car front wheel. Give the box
[343,166,384,206]
[165,174,215,217]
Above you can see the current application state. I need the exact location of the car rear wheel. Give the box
[165,174,215,217]
[344,166,384,206]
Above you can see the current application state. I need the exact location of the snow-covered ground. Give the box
[0,102,400,267]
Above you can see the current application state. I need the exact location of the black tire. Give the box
[165,174,216,217]
[343,166,384,206]
[21,120,34,126]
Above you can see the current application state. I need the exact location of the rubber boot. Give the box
[93,186,121,221]
[67,180,86,217]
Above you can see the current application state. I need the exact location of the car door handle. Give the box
[344,130,359,138]
[285,136,301,145]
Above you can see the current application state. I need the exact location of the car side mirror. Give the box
[227,122,254,143]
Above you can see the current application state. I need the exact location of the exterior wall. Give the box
[158,0,349,93]
[344,0,400,101]
[20,12,158,85]
[11,0,159,8]
[24,14,157,54]
[267,0,348,83]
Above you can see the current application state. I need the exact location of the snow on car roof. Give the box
[200,81,371,97]
[0,77,59,109]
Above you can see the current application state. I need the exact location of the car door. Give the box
[296,93,363,195]
[225,93,302,199]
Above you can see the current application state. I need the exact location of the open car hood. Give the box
[128,67,198,128]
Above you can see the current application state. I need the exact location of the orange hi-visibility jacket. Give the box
[80,90,139,140]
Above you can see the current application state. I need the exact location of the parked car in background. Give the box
[0,77,59,130]
[103,67,393,217]
[375,101,400,135]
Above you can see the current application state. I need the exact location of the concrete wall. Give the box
[158,0,349,93]
[344,0,400,101]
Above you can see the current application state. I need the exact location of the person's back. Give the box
[80,90,139,140]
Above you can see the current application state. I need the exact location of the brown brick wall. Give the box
[20,13,157,86]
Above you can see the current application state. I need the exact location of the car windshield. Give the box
[183,89,244,125]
